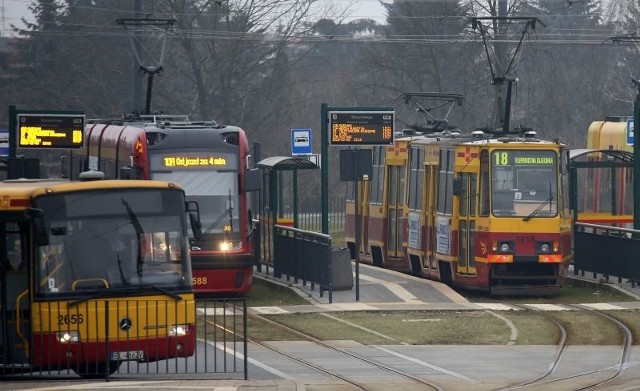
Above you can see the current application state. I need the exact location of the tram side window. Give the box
[479,150,490,216]
[437,149,454,214]
[371,146,384,204]
[446,150,454,214]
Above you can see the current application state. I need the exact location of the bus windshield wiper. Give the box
[121,198,144,276]
[67,291,111,308]
[139,284,183,301]
[523,195,553,222]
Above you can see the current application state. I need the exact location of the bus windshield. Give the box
[33,188,191,297]
[491,149,558,217]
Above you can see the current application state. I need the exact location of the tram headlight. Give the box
[493,241,513,254]
[537,241,556,254]
[168,324,190,337]
[219,240,242,252]
[57,331,80,343]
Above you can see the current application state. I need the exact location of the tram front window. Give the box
[491,150,558,218]
[151,170,240,236]
[32,189,191,297]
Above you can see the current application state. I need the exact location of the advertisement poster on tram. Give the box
[407,212,421,249]
[436,216,451,254]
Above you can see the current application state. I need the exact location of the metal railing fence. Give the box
[277,195,346,233]
[0,298,248,380]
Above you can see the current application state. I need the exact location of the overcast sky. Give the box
[1,0,387,37]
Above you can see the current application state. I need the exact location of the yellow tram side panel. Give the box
[586,120,604,150]
[31,294,195,340]
[598,120,632,152]
[378,139,410,266]
[405,144,440,273]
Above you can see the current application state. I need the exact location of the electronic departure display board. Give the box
[329,110,394,145]
[17,113,84,149]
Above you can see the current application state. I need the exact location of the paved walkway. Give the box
[251,263,640,314]
[7,263,640,391]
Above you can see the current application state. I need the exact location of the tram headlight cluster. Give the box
[168,324,190,337]
[536,241,559,254]
[219,240,242,252]
[57,331,80,343]
[492,241,514,254]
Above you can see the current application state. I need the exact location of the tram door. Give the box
[457,173,477,275]
[0,220,30,365]
[424,164,437,270]
[386,164,405,260]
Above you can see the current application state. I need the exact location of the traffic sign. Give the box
[0,130,8,156]
[291,128,312,155]
[627,118,634,146]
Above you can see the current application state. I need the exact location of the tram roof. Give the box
[257,156,318,171]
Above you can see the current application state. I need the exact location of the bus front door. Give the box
[0,221,30,367]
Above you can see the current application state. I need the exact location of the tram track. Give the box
[206,312,447,391]
[497,304,633,391]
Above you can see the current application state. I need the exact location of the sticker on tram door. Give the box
[111,350,144,361]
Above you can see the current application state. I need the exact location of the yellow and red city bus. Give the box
[0,177,198,377]
[346,130,573,295]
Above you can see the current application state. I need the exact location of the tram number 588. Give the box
[192,277,208,286]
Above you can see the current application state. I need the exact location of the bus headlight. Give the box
[168,324,190,337]
[57,331,80,343]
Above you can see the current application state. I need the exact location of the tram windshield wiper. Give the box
[523,195,553,222]
[196,189,233,242]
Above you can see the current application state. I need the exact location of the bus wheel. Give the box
[75,361,120,378]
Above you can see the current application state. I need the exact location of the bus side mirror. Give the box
[189,213,203,239]
[185,201,203,239]
[453,177,464,196]
[25,208,49,246]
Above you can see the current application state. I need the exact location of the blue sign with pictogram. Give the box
[627,119,634,145]
[0,130,8,156]
[291,128,312,155]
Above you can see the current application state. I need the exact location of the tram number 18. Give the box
[494,152,509,166]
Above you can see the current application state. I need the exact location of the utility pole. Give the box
[132,0,143,113]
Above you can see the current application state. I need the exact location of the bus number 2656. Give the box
[58,313,84,325]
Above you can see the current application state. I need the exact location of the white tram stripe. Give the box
[474,303,516,311]
[373,346,477,382]
[359,274,421,303]
[580,303,626,310]
[206,340,295,380]
[524,304,568,311]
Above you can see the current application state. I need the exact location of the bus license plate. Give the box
[111,350,143,361]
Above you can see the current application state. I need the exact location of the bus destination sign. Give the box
[17,113,84,149]
[329,110,394,146]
